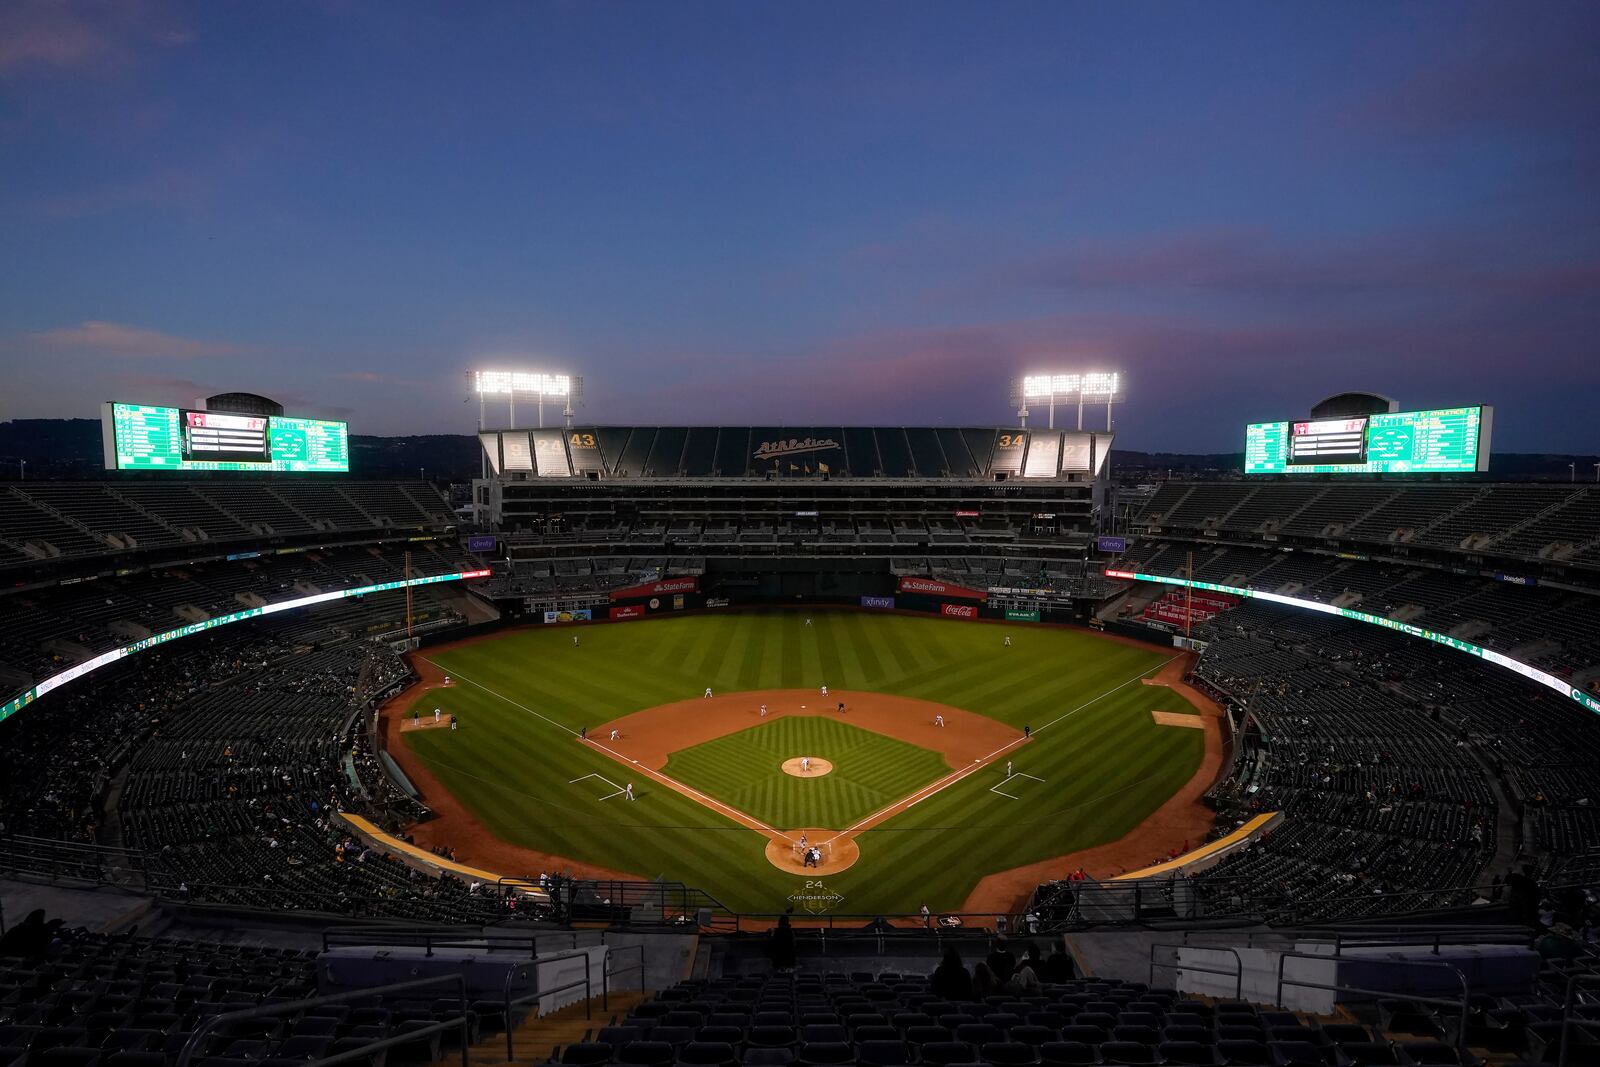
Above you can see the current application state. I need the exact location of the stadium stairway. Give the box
[438,990,649,1067]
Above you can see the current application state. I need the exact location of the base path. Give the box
[587,690,1026,874]
[958,653,1228,914]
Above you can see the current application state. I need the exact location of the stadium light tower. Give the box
[469,369,583,430]
[1011,372,1125,431]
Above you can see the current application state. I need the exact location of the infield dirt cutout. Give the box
[584,689,1023,874]
[781,757,833,777]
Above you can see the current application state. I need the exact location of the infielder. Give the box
[760,704,768,717]
[935,714,945,727]
[1006,760,1014,778]
[704,687,713,698]
[820,684,828,697]
[434,708,441,723]
[801,757,811,773]
[609,728,619,741]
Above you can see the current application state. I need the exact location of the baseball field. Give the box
[391,609,1214,916]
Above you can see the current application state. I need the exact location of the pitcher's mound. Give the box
[764,829,860,874]
[781,757,833,778]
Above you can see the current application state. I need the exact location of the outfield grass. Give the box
[401,610,1202,914]
[662,717,952,830]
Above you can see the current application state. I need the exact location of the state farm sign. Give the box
[897,576,989,602]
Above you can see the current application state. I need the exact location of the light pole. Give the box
[1570,463,1577,482]
[1593,462,1599,483]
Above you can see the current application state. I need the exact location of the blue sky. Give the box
[1,1,1596,451]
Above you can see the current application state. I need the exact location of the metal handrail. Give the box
[176,973,470,1067]
[604,942,646,1010]
[1275,950,1472,1051]
[1558,972,1600,1067]
[501,949,596,1062]
[1149,941,1244,1000]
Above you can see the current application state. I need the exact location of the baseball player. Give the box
[1006,760,1014,778]
[1004,635,1012,647]
[450,715,458,732]
[609,728,619,741]
[624,783,635,801]
[801,757,811,773]
[836,701,844,714]
[820,684,828,697]
[760,704,768,717]
[704,687,713,698]
[434,708,441,724]
[573,635,580,647]
[412,710,420,728]
[935,714,945,727]
[805,617,812,627]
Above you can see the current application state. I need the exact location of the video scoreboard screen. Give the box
[1245,406,1490,475]
[103,403,350,472]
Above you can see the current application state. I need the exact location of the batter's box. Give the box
[991,771,1045,800]
[569,772,627,801]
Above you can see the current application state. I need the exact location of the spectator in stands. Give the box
[1043,943,1075,982]
[1506,863,1542,929]
[970,960,1000,999]
[985,936,1017,986]
[1006,960,1041,995]
[768,911,796,971]
[930,948,972,1000]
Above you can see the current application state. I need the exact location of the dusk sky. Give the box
[1,1,1596,452]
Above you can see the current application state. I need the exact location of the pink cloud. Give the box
[0,0,193,75]
[27,321,242,359]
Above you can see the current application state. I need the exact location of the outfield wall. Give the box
[0,568,491,725]
[1106,568,1600,716]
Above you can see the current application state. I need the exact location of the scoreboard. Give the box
[103,403,350,473]
[1245,406,1491,475]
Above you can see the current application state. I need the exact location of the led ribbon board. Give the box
[0,569,490,725]
[1104,568,1600,716]
[1244,406,1489,475]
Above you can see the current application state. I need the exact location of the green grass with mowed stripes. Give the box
[401,610,1202,915]
[662,717,951,830]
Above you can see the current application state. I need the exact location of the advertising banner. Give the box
[610,576,698,602]
[706,596,731,608]
[467,535,499,553]
[898,576,989,602]
[860,595,895,609]
[610,605,645,621]
[940,602,978,619]
[1096,535,1128,553]
[543,608,592,623]
[1005,608,1041,622]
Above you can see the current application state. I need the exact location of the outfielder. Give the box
[1004,635,1012,647]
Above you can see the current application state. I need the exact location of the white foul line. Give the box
[820,655,1182,845]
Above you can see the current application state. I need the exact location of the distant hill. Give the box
[0,419,1594,484]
